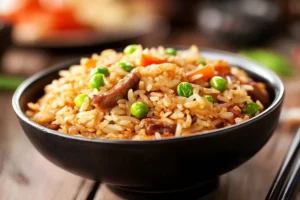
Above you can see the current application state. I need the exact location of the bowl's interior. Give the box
[14,49,284,142]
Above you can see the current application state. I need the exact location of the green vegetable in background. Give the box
[0,75,24,90]
[239,49,294,77]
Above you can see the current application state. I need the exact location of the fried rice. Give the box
[26,45,270,140]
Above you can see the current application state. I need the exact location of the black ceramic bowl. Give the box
[12,49,284,199]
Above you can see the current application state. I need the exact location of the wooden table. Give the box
[1,30,300,200]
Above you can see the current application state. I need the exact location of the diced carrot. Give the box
[214,60,230,75]
[85,59,98,68]
[140,54,167,66]
[186,66,214,82]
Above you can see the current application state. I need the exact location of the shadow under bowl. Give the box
[12,48,284,198]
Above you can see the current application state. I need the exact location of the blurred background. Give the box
[1,0,300,199]
[0,0,300,77]
[0,0,300,79]
[1,0,300,127]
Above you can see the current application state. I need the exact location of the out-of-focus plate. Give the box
[13,15,169,48]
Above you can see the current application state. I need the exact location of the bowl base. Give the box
[107,178,218,200]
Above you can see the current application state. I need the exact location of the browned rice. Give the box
[26,45,265,140]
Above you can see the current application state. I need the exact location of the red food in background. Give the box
[3,0,91,31]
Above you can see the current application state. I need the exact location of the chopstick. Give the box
[266,126,300,200]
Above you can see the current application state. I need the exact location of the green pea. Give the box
[210,76,227,92]
[165,48,177,56]
[118,61,133,72]
[177,82,193,98]
[203,95,214,103]
[124,44,138,54]
[91,66,109,77]
[246,102,261,116]
[74,94,90,107]
[197,60,207,65]
[130,102,150,118]
[89,74,104,89]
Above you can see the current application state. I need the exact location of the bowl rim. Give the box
[12,47,285,144]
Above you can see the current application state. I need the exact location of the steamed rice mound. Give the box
[26,45,269,140]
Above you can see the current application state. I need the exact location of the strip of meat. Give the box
[93,71,141,109]
[248,82,270,106]
[144,119,176,135]
[228,74,270,106]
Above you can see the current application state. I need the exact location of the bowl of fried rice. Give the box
[12,45,284,198]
